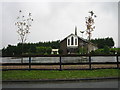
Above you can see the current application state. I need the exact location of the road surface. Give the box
[2,79,119,88]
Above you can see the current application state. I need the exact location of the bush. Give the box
[90,47,120,55]
[46,47,52,54]
[117,49,120,54]
[78,47,87,54]
[36,46,52,55]
[103,45,110,54]
[58,49,63,54]
[90,49,107,55]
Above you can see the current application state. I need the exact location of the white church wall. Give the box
[67,34,78,47]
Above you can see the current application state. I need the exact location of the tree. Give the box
[85,11,97,53]
[15,10,33,63]
[91,37,114,49]
[15,10,33,44]
[85,11,97,41]
[2,40,60,56]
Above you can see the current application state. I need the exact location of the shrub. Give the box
[90,49,104,55]
[46,47,52,54]
[58,49,63,54]
[78,47,87,54]
[36,46,52,55]
[103,45,110,54]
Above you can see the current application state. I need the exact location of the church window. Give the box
[71,36,74,45]
[68,39,70,45]
[75,38,77,45]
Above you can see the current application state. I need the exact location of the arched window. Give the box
[71,36,74,45]
[75,38,77,45]
[68,39,70,45]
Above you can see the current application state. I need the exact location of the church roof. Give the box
[60,33,88,43]
[60,33,97,47]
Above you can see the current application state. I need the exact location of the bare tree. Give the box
[85,11,96,53]
[15,10,33,63]
[15,10,33,44]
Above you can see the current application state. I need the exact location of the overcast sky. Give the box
[0,0,119,49]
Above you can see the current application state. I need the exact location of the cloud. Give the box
[2,2,118,48]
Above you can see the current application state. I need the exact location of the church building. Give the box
[60,27,98,54]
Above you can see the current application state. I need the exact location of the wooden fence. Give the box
[2,54,120,71]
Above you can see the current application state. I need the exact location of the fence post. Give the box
[89,55,91,70]
[59,56,62,71]
[116,55,119,69]
[29,57,31,71]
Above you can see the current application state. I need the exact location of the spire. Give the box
[75,26,77,35]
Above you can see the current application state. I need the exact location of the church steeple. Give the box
[75,26,77,35]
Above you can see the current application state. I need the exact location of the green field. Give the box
[2,69,119,80]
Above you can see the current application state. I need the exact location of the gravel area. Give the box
[2,64,119,69]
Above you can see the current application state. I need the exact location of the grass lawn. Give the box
[2,69,119,80]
